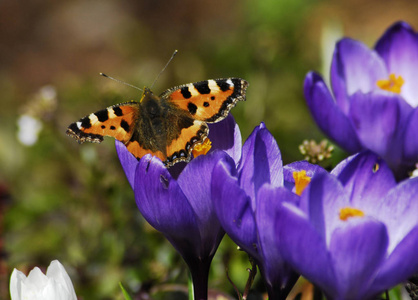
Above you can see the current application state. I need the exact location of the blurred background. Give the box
[1,0,418,299]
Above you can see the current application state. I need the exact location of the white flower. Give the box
[17,115,43,146]
[10,260,77,300]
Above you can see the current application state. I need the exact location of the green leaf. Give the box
[119,282,133,300]
[188,272,194,300]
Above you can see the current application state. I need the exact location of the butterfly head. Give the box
[140,87,161,105]
[140,87,154,103]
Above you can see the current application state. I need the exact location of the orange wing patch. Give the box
[166,78,247,123]
[125,140,165,161]
[66,102,140,144]
[164,120,209,166]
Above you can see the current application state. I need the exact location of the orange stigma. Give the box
[377,73,404,94]
[339,207,365,221]
[293,170,311,196]
[192,138,212,157]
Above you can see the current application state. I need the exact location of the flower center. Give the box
[339,207,365,221]
[192,138,212,157]
[293,170,311,196]
[376,73,404,94]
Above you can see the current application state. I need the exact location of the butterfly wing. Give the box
[163,117,208,167]
[160,78,248,123]
[66,102,140,144]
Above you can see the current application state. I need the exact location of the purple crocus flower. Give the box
[276,151,418,300]
[212,123,321,299]
[116,115,241,300]
[304,21,418,179]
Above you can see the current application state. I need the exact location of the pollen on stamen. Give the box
[376,73,404,94]
[339,207,365,221]
[293,170,311,196]
[192,138,212,157]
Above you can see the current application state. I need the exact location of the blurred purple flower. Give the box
[276,151,418,300]
[212,123,321,299]
[116,115,241,300]
[304,21,418,179]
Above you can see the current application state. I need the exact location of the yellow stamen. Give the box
[339,207,365,221]
[293,170,311,196]
[192,138,212,157]
[376,73,404,94]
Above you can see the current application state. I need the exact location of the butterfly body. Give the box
[67,78,248,167]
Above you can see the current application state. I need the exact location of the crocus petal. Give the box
[331,38,388,113]
[375,21,418,107]
[304,72,363,153]
[10,269,23,300]
[42,279,65,300]
[238,123,283,204]
[256,184,300,289]
[329,219,388,299]
[372,226,418,295]
[42,282,58,300]
[46,261,77,300]
[177,152,229,256]
[134,155,201,257]
[330,153,358,177]
[208,114,242,164]
[373,177,418,252]
[43,279,74,300]
[276,203,338,299]
[116,140,139,189]
[403,108,418,160]
[26,267,48,287]
[212,159,259,259]
[348,91,401,159]
[335,151,396,209]
[300,172,349,244]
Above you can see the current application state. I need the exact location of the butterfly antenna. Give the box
[150,50,178,89]
[99,73,144,92]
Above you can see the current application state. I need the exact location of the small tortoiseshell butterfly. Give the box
[67,78,248,167]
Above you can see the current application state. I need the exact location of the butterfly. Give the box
[66,78,248,167]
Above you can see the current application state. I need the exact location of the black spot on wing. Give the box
[194,81,211,94]
[203,102,209,107]
[68,123,80,133]
[186,142,191,151]
[187,102,198,115]
[216,79,231,92]
[181,87,192,99]
[120,119,130,132]
[110,126,116,130]
[113,106,123,116]
[95,109,109,122]
[101,125,105,129]
[81,117,92,129]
